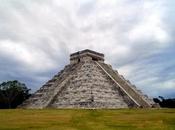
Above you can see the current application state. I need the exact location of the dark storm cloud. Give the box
[0,0,174,97]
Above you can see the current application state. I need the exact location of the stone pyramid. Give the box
[20,49,157,108]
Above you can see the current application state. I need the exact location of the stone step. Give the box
[97,62,152,108]
[20,64,76,108]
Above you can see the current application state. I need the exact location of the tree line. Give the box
[0,80,31,109]
[153,96,175,108]
[0,80,175,108]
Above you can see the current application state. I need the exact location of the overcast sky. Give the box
[0,0,175,98]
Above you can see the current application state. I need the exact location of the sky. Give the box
[0,0,175,98]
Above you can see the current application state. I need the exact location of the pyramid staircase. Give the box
[20,49,157,108]
[96,62,154,108]
[20,63,83,108]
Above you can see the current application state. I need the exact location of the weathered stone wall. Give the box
[20,63,82,108]
[49,60,129,108]
[97,62,155,107]
[20,50,156,109]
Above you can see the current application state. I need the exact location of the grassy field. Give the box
[0,109,175,130]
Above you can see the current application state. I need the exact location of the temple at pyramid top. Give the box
[20,49,159,109]
[70,49,105,64]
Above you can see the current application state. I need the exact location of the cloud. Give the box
[0,0,174,98]
[118,47,175,98]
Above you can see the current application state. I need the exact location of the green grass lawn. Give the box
[0,109,175,130]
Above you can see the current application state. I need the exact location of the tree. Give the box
[153,96,175,108]
[0,80,31,109]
